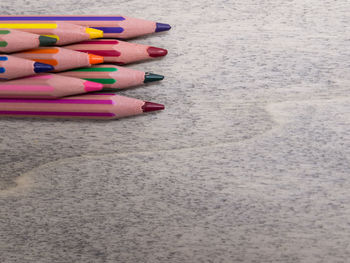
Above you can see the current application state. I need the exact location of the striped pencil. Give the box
[12,47,104,72]
[0,22,103,45]
[0,74,103,99]
[0,16,171,39]
[65,39,167,64]
[0,55,53,80]
[59,65,164,90]
[0,29,57,53]
[0,94,165,119]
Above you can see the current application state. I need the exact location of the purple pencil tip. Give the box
[155,23,171,32]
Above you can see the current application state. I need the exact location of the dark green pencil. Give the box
[0,29,56,53]
[59,65,164,90]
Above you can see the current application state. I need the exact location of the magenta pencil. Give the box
[0,94,165,119]
[0,55,53,80]
[0,21,103,45]
[0,74,103,99]
[59,65,164,90]
[12,47,104,72]
[65,39,168,64]
[0,29,57,53]
[0,16,171,39]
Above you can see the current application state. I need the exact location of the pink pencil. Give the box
[59,65,164,90]
[0,54,54,80]
[0,94,165,119]
[64,39,168,64]
[0,74,103,99]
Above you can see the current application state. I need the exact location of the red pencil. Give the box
[65,39,168,64]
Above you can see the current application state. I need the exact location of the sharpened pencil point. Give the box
[142,101,165,112]
[147,47,168,58]
[39,35,57,46]
[86,27,104,39]
[33,62,54,73]
[144,73,164,83]
[88,54,104,65]
[155,23,171,32]
[83,81,103,92]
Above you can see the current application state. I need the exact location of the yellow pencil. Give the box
[0,21,103,45]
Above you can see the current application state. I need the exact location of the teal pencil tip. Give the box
[144,72,164,83]
[38,35,57,46]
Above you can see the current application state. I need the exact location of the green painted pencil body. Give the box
[59,64,164,90]
[0,29,56,53]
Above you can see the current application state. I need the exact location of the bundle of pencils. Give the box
[0,15,171,120]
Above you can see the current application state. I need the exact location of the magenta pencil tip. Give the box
[84,81,103,92]
[142,101,165,113]
[147,46,168,58]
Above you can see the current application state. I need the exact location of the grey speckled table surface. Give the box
[1,0,350,262]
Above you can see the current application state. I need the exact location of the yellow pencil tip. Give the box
[86,27,103,39]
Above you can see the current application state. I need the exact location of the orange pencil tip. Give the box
[88,54,104,64]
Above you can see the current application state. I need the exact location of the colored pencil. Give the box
[0,94,165,119]
[0,74,103,99]
[65,40,168,64]
[12,47,104,72]
[59,65,164,90]
[0,29,57,53]
[0,55,54,80]
[0,22,103,45]
[0,16,171,39]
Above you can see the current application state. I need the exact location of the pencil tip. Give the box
[147,46,168,58]
[88,54,104,64]
[86,27,104,39]
[144,73,164,83]
[39,35,57,46]
[155,23,171,32]
[83,81,103,92]
[33,62,54,73]
[142,101,165,112]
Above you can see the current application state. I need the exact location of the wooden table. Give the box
[1,1,350,262]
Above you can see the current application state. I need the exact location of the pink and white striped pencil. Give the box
[0,93,165,119]
[0,74,103,99]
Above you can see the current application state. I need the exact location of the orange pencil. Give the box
[65,39,168,64]
[12,47,104,72]
[0,55,53,80]
[0,74,103,99]
[0,29,57,53]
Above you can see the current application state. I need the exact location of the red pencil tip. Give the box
[147,46,168,58]
[142,101,165,112]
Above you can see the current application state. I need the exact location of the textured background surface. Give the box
[1,0,350,262]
